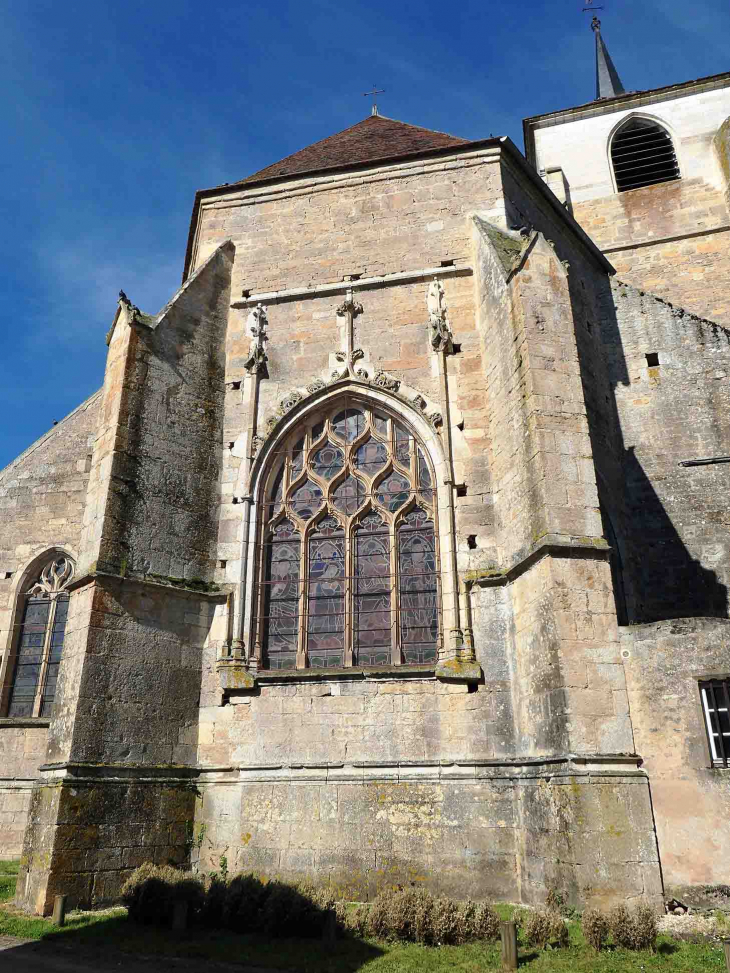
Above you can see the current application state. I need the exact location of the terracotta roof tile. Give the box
[235,114,471,187]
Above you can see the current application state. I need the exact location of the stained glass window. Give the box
[262,521,301,670]
[398,509,439,664]
[6,555,75,718]
[355,513,392,666]
[256,402,440,669]
[307,516,345,668]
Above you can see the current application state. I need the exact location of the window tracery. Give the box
[6,554,75,718]
[256,401,439,670]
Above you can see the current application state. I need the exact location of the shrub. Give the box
[431,896,462,945]
[366,887,500,946]
[608,901,658,951]
[582,907,609,951]
[524,908,569,950]
[121,863,204,926]
[200,874,227,928]
[223,873,270,932]
[335,902,370,937]
[260,879,327,938]
[472,902,501,942]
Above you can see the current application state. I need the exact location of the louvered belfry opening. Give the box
[611,118,680,192]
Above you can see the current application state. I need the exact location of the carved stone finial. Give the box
[336,288,363,319]
[247,303,269,337]
[427,278,454,354]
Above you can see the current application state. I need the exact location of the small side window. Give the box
[700,679,730,767]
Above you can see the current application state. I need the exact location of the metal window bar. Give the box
[612,124,679,193]
[701,680,729,767]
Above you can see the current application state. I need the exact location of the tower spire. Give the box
[592,15,625,100]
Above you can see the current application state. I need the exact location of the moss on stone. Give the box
[146,573,220,593]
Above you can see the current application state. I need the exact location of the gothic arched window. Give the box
[256,402,439,670]
[611,117,679,193]
[5,555,75,717]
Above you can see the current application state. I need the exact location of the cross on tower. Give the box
[363,85,385,116]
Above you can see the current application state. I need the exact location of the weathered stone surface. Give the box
[2,83,729,911]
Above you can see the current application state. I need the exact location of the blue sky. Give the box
[1,0,727,470]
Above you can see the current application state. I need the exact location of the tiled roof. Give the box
[235,114,471,187]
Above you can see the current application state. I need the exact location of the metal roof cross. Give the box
[363,85,385,117]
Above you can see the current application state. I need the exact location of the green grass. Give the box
[0,862,725,971]
[0,860,19,905]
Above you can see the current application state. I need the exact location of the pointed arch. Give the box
[1,548,76,718]
[246,386,446,670]
[608,112,680,194]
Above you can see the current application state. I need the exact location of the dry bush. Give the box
[222,873,270,932]
[120,862,204,926]
[335,902,370,937]
[582,907,609,951]
[608,901,658,951]
[366,887,501,946]
[368,887,430,942]
[472,902,501,942]
[524,908,569,950]
[260,879,327,937]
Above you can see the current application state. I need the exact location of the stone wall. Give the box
[606,281,730,623]
[187,146,662,908]
[16,242,235,913]
[0,725,48,858]
[526,79,730,325]
[0,390,100,859]
[196,758,660,908]
[622,618,730,897]
[572,181,730,325]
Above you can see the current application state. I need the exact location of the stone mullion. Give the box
[32,596,56,719]
[297,528,309,669]
[389,516,400,665]
[344,517,354,667]
[252,527,268,667]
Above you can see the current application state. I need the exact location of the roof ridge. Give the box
[232,115,471,189]
[369,113,468,141]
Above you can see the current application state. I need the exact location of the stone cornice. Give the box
[0,718,51,729]
[67,569,228,600]
[230,264,472,309]
[465,537,611,589]
[197,753,646,784]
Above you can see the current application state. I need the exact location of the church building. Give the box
[1,21,729,915]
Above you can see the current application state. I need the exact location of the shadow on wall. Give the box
[560,245,729,625]
[621,446,728,622]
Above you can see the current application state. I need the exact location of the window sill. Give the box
[0,717,51,728]
[256,664,437,683]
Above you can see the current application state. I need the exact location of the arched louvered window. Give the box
[6,555,75,717]
[611,118,680,193]
[256,401,440,670]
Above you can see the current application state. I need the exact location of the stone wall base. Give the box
[0,781,34,859]
[15,766,197,915]
[195,756,664,909]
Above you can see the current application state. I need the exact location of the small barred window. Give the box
[6,555,75,718]
[256,401,439,670]
[700,679,730,767]
[611,118,680,193]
